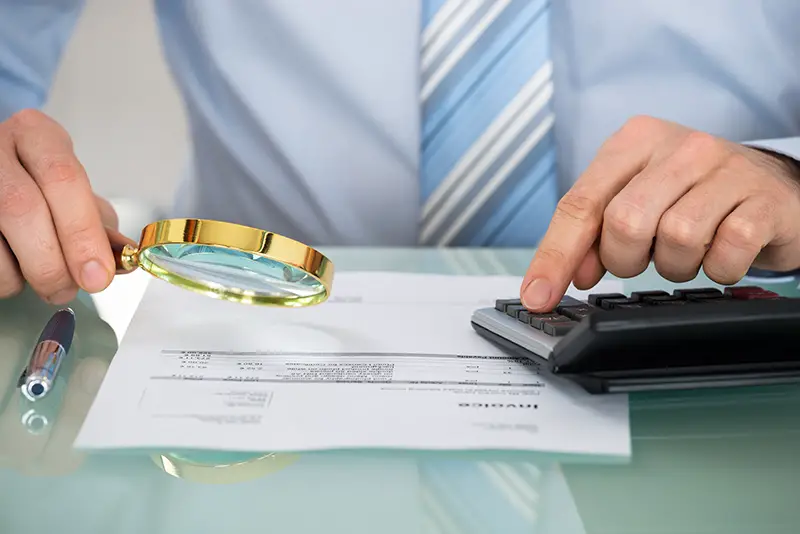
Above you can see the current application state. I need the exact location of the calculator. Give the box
[470,286,800,394]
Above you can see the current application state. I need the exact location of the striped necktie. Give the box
[419,0,558,247]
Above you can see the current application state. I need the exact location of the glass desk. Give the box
[1,248,799,534]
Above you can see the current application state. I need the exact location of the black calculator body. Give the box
[470,286,800,394]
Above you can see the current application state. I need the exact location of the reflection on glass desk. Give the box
[1,248,800,534]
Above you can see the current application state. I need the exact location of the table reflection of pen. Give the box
[18,308,75,402]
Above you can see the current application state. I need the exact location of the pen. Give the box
[18,308,76,402]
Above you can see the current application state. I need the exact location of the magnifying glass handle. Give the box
[106,227,139,274]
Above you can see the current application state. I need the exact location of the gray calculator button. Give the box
[529,313,573,330]
[556,296,584,307]
[557,304,595,320]
[505,304,527,318]
[543,322,574,336]
[495,299,521,312]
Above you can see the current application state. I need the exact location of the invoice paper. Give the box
[75,272,630,456]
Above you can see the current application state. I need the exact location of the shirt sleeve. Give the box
[745,137,800,165]
[0,0,86,121]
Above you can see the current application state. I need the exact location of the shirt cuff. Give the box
[744,136,800,163]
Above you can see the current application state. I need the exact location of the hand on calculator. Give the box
[521,116,800,312]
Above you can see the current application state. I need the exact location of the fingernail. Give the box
[80,260,110,293]
[522,278,552,309]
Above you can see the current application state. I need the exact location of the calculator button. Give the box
[588,293,626,306]
[556,296,584,308]
[641,294,684,304]
[631,290,670,301]
[744,294,782,300]
[695,297,739,304]
[725,286,780,300]
[495,299,521,312]
[543,322,575,336]
[600,297,637,310]
[505,304,527,318]
[685,292,726,302]
[517,310,536,324]
[557,304,596,320]
[613,302,648,310]
[529,313,573,330]
[648,299,690,306]
[672,288,722,298]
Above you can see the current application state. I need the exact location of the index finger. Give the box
[11,111,113,293]
[520,119,659,311]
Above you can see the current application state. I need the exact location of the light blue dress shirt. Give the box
[2,0,800,246]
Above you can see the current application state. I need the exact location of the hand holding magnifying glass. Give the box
[106,219,335,307]
[0,109,334,309]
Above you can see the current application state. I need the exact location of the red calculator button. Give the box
[724,286,780,300]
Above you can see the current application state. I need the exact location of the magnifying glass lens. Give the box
[140,243,324,299]
[111,219,333,306]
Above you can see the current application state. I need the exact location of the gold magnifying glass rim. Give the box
[118,219,334,307]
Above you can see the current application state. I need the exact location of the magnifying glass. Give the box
[108,219,334,307]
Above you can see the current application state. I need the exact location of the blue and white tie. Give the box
[419,0,558,247]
